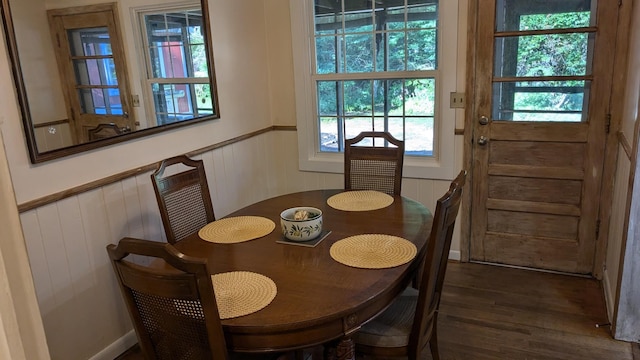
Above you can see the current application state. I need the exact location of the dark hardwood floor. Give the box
[115,262,637,360]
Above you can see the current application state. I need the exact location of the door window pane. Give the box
[78,88,122,115]
[492,81,589,122]
[495,0,594,32]
[494,34,591,77]
[68,27,112,56]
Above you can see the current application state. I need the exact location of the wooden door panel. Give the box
[487,210,579,240]
[484,233,578,272]
[490,122,589,142]
[488,176,582,205]
[489,142,586,168]
[487,199,581,217]
[488,164,585,180]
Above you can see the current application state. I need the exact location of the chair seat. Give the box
[354,286,419,348]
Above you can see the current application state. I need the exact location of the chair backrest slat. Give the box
[152,155,215,244]
[107,238,228,360]
[344,131,405,196]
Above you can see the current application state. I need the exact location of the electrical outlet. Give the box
[132,95,140,107]
[450,92,465,109]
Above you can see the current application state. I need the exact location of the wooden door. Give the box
[469,0,619,274]
[48,4,134,143]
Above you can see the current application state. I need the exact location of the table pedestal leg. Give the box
[324,337,355,360]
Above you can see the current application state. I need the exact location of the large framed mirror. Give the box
[0,0,219,163]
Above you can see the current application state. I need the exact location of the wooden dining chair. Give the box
[107,237,228,360]
[353,170,467,360]
[344,131,404,196]
[151,155,215,244]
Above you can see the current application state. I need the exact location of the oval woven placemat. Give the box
[198,216,275,243]
[330,234,417,269]
[327,190,394,211]
[211,271,277,319]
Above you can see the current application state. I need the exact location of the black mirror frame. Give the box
[0,0,220,163]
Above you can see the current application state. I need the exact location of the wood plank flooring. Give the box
[115,262,637,360]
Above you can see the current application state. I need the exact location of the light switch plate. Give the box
[450,92,465,108]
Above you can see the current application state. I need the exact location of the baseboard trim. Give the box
[89,330,137,360]
[448,250,461,261]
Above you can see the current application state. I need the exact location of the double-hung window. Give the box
[291,0,459,179]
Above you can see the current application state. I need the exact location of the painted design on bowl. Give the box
[281,220,323,239]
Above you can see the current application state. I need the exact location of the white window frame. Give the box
[290,0,459,180]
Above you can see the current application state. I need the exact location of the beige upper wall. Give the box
[1,0,276,205]
[264,0,297,126]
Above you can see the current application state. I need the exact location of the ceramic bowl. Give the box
[280,207,323,241]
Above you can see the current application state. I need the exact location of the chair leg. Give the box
[429,316,440,360]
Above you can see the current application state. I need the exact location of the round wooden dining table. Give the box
[173,189,433,359]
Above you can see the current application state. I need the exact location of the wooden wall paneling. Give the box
[102,182,130,241]
[259,133,278,199]
[120,177,145,240]
[222,145,242,215]
[133,172,165,242]
[210,148,232,218]
[318,172,342,191]
[77,187,131,342]
[400,178,419,203]
[35,204,72,308]
[57,197,92,292]
[19,211,54,315]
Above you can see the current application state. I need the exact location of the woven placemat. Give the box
[330,234,417,269]
[212,271,277,319]
[198,216,275,243]
[327,190,394,211]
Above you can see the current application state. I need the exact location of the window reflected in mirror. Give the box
[140,8,215,126]
[1,0,219,163]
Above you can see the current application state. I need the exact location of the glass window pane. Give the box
[316,36,338,74]
[407,3,438,29]
[405,117,434,155]
[494,34,590,77]
[386,7,406,31]
[319,116,340,152]
[73,59,118,86]
[496,0,594,32]
[407,29,437,70]
[492,81,589,122]
[68,27,112,57]
[345,34,373,72]
[343,6,373,33]
[317,81,339,115]
[344,116,373,140]
[407,78,435,116]
[379,32,406,72]
[314,3,343,35]
[106,88,122,114]
[189,44,208,77]
[77,87,121,115]
[374,79,401,116]
[344,80,372,116]
[194,83,213,115]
